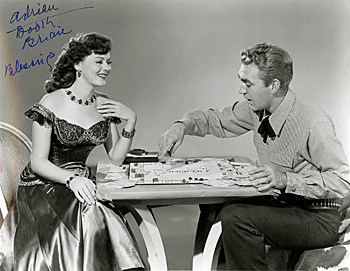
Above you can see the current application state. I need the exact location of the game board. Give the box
[129,158,222,184]
[129,158,256,185]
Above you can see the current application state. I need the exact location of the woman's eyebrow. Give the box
[94,56,112,62]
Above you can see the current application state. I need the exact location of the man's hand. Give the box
[158,122,186,159]
[248,160,287,192]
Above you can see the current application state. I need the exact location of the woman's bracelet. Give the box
[66,174,79,190]
[121,128,136,139]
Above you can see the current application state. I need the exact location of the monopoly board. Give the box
[129,158,255,185]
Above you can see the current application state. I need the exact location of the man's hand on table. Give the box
[158,122,186,159]
[248,160,287,192]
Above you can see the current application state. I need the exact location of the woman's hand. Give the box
[97,99,137,125]
[69,176,96,205]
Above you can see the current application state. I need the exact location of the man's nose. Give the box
[238,85,247,94]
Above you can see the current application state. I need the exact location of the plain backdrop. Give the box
[1,0,349,163]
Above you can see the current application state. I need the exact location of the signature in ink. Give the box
[21,23,73,50]
[4,51,56,77]
[13,15,72,50]
[14,15,57,39]
[7,5,93,50]
[10,3,59,24]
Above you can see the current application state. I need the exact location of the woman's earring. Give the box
[77,70,81,77]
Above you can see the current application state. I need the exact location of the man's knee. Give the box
[220,203,249,226]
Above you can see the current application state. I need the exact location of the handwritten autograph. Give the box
[4,52,56,77]
[9,3,59,24]
[5,3,94,77]
[7,4,93,50]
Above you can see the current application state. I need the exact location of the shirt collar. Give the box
[268,89,295,136]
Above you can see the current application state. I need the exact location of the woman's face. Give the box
[77,52,112,87]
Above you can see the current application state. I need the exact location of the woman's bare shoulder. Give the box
[39,90,65,112]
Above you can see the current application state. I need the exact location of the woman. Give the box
[0,33,144,271]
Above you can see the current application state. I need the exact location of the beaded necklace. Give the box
[65,89,96,106]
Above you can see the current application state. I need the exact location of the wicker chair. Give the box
[0,122,32,226]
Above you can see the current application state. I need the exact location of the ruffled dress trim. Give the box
[25,103,122,125]
[24,103,54,128]
[24,104,121,146]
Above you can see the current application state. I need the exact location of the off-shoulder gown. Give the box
[0,104,144,271]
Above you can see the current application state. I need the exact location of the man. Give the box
[158,43,350,270]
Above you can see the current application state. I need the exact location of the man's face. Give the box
[238,64,273,112]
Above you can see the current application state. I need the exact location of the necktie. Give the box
[258,116,276,143]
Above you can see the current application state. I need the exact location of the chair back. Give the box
[0,122,32,225]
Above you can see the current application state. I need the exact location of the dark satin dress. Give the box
[0,104,144,271]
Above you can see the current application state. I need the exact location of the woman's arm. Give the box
[30,121,72,183]
[97,99,137,165]
[30,99,97,205]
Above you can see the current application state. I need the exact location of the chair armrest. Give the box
[339,192,350,213]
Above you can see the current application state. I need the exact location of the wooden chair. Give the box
[294,194,350,270]
[0,122,32,226]
[199,195,350,270]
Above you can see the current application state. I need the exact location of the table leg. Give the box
[192,204,223,271]
[200,220,222,270]
[125,205,168,271]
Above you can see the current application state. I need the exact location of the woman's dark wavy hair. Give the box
[240,43,293,91]
[44,32,112,93]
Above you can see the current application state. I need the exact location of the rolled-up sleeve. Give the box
[180,100,255,138]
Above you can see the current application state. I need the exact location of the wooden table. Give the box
[96,157,274,271]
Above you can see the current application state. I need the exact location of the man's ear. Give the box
[270,79,281,94]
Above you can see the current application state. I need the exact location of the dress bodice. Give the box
[49,117,110,165]
[20,104,121,184]
[49,120,106,165]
